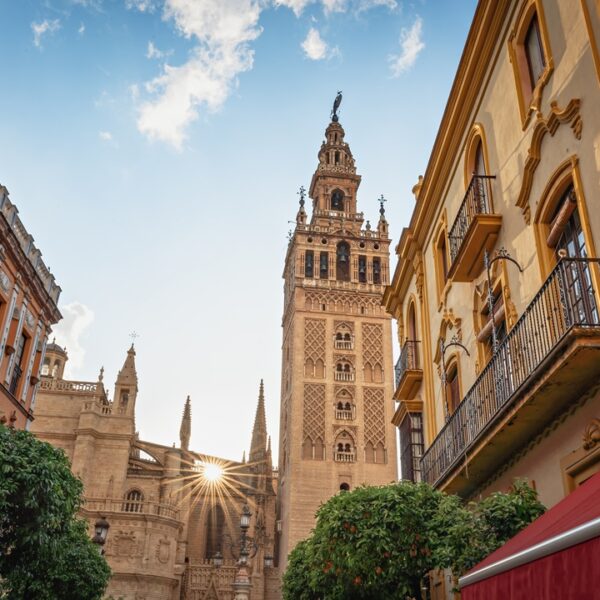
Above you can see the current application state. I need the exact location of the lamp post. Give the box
[92,516,110,555]
[233,504,252,600]
[212,551,223,568]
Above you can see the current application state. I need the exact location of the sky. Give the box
[0,0,477,462]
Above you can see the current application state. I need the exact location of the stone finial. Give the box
[412,175,424,201]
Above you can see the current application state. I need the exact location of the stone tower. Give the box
[277,115,398,567]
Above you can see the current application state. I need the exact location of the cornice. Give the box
[410,0,512,247]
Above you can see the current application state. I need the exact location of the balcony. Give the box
[447,175,502,282]
[335,451,355,462]
[83,497,180,520]
[394,340,422,400]
[8,365,22,397]
[335,371,354,382]
[422,258,600,495]
[334,339,354,350]
[335,408,354,420]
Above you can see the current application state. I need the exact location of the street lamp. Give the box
[264,554,274,569]
[234,504,253,600]
[92,516,110,555]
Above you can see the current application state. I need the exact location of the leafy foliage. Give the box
[0,426,111,599]
[282,480,545,600]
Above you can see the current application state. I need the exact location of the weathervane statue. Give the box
[331,91,342,122]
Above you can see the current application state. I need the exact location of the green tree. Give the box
[0,426,111,599]
[282,480,545,600]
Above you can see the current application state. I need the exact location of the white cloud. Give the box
[321,0,347,13]
[31,19,61,48]
[136,0,262,149]
[273,0,313,16]
[78,22,86,35]
[356,0,396,11]
[51,302,95,376]
[125,0,158,11]
[301,28,329,60]
[99,130,113,141]
[146,40,168,59]
[389,16,425,76]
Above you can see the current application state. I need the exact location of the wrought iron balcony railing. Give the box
[448,175,496,264]
[421,258,600,487]
[395,340,420,388]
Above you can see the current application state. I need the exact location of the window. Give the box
[305,250,314,278]
[9,333,27,396]
[336,242,350,281]
[123,489,144,512]
[434,225,450,302]
[509,1,553,126]
[477,287,507,364]
[474,140,486,177]
[525,14,545,88]
[334,432,355,462]
[400,412,424,482]
[373,257,381,284]
[339,482,350,491]
[331,189,344,211]
[445,361,461,415]
[320,252,329,279]
[205,505,225,559]
[358,255,367,283]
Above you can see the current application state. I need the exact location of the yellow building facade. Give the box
[385,0,600,508]
[277,115,398,567]
[31,345,280,600]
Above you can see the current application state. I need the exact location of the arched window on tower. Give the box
[336,242,350,281]
[331,189,344,211]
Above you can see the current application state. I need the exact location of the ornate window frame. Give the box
[508,0,554,129]
[433,213,451,308]
[533,156,597,279]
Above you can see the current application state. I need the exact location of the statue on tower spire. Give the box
[331,91,343,122]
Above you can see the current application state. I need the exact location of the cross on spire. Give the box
[378,194,387,216]
[297,185,306,207]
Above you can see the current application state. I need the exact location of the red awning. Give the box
[459,471,600,600]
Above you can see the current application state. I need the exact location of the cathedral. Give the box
[31,343,280,600]
[29,107,398,597]
[277,112,398,566]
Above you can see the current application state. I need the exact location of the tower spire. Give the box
[249,379,267,463]
[180,395,191,451]
[114,344,138,418]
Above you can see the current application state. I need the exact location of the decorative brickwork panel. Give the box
[304,319,326,363]
[303,384,325,445]
[363,387,386,448]
[362,323,383,366]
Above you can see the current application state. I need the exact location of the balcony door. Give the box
[552,188,599,325]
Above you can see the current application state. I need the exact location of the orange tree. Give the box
[0,426,111,599]
[282,480,544,600]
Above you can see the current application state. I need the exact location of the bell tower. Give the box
[277,104,398,568]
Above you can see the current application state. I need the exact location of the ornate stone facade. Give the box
[277,118,398,567]
[0,185,61,429]
[31,346,280,600]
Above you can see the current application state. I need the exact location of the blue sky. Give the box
[0,0,476,460]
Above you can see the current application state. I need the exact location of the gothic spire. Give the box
[116,344,138,387]
[249,379,267,463]
[180,395,191,451]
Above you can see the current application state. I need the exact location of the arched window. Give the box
[205,504,225,559]
[331,189,344,211]
[336,242,350,281]
[445,360,461,416]
[123,489,143,512]
[339,482,350,491]
[334,431,355,462]
[41,359,50,377]
[508,0,553,125]
[302,437,313,460]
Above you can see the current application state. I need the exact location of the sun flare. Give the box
[199,461,224,483]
